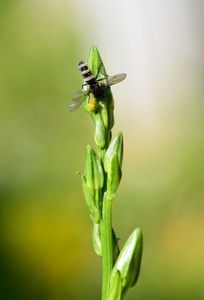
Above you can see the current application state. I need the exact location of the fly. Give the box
[69,61,126,112]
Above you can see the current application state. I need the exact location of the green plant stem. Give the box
[101,193,113,300]
[75,46,142,300]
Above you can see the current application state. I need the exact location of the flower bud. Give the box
[92,223,102,256]
[104,132,123,197]
[87,46,114,144]
[84,145,104,195]
[104,132,123,171]
[101,88,114,131]
[92,113,106,149]
[110,228,143,295]
[100,102,109,129]
[82,145,104,223]
[88,46,107,81]
[81,175,100,224]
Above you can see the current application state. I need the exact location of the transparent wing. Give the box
[106,73,127,86]
[69,90,85,112]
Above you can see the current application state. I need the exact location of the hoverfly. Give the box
[69,61,126,112]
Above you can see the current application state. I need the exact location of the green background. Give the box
[0,1,203,299]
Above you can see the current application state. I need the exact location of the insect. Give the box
[69,61,126,112]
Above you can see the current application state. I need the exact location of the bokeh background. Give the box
[0,0,204,299]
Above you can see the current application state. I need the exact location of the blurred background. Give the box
[0,0,204,299]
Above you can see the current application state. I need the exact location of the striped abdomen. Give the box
[78,61,97,86]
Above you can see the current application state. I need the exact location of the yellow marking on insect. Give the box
[88,97,97,112]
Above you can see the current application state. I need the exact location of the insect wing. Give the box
[69,90,85,112]
[106,73,127,86]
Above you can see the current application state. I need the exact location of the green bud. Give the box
[82,145,104,222]
[100,101,109,129]
[104,133,123,197]
[102,88,114,131]
[88,45,107,81]
[107,155,122,198]
[86,46,115,152]
[88,46,114,131]
[92,223,102,256]
[92,113,106,149]
[107,270,122,300]
[81,175,100,224]
[110,228,143,295]
[104,132,123,171]
[84,145,104,195]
